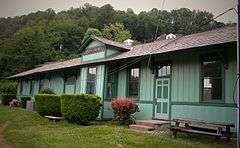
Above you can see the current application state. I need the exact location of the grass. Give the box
[0,105,234,148]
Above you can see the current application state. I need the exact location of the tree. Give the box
[95,4,116,28]
[102,23,131,42]
[83,28,102,42]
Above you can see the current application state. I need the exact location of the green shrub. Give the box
[39,88,55,94]
[1,94,16,105]
[0,80,17,94]
[61,94,102,124]
[35,94,61,116]
[20,96,31,108]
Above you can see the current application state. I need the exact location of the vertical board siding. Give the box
[135,104,153,119]
[96,65,105,98]
[33,80,39,95]
[117,70,127,97]
[22,80,30,96]
[140,64,154,101]
[225,50,237,103]
[50,75,64,94]
[82,51,105,62]
[103,102,114,118]
[75,70,81,93]
[106,48,119,57]
[80,68,87,93]
[171,53,200,102]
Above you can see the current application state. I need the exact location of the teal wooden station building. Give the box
[10,26,237,130]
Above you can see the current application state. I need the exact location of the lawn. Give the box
[0,105,234,148]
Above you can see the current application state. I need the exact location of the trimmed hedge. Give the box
[35,94,61,116]
[20,96,31,108]
[39,88,55,94]
[61,94,102,124]
[1,94,16,105]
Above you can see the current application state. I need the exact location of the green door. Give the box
[154,78,170,120]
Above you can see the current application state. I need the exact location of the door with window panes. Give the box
[154,65,171,120]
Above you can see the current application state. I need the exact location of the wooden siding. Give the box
[106,48,119,57]
[22,80,30,96]
[32,79,39,95]
[140,63,154,101]
[82,51,105,62]
[117,70,127,96]
[171,53,200,102]
[50,75,64,94]
[79,68,87,93]
[225,49,237,103]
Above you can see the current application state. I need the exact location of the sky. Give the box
[0,0,237,23]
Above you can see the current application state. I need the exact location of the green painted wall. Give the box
[225,50,237,103]
[117,70,127,96]
[50,74,64,94]
[106,48,119,57]
[103,101,114,118]
[135,103,153,119]
[171,53,200,102]
[96,65,105,98]
[139,63,154,101]
[75,70,81,93]
[82,51,105,62]
[22,80,30,96]
[32,79,39,95]
[87,40,104,48]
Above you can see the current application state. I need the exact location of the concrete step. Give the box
[129,124,155,131]
[136,120,170,127]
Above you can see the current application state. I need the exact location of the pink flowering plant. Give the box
[111,97,139,124]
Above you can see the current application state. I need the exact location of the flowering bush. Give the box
[111,98,139,124]
[9,99,21,107]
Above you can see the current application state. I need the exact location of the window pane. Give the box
[128,68,140,97]
[130,68,139,80]
[86,67,96,94]
[129,82,139,96]
[158,66,171,77]
[203,61,221,77]
[88,68,96,81]
[86,82,95,94]
[203,78,222,101]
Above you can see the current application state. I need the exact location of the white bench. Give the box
[44,116,64,122]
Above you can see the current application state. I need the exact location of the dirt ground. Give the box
[0,125,10,148]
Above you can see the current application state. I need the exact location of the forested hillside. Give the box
[0,3,225,78]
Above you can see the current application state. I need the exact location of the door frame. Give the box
[153,65,172,120]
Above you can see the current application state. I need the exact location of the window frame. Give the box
[106,69,118,100]
[156,65,171,78]
[127,67,140,99]
[86,67,97,94]
[200,54,225,103]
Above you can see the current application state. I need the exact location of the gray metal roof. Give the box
[9,25,237,78]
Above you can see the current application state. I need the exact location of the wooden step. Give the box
[129,124,154,131]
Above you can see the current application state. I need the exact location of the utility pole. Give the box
[237,0,240,147]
